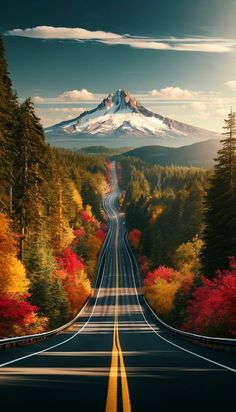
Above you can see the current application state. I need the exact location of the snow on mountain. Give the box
[45,89,219,144]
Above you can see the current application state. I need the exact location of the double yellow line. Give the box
[105,211,131,412]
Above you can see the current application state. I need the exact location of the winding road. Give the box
[0,163,236,412]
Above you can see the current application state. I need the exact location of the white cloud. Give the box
[190,101,207,111]
[32,95,44,103]
[31,89,96,104]
[57,89,95,101]
[101,37,235,53]
[225,80,236,92]
[7,26,236,53]
[149,87,196,99]
[7,26,121,40]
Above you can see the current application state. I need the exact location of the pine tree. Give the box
[27,242,69,327]
[13,98,46,259]
[0,34,18,213]
[48,277,70,328]
[201,110,236,276]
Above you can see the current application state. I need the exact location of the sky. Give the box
[1,0,236,131]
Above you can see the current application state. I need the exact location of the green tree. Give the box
[27,243,69,328]
[13,98,46,259]
[201,110,236,276]
[0,34,18,213]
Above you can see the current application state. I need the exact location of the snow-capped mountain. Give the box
[45,89,219,145]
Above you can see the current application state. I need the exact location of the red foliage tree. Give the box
[128,229,141,250]
[138,255,150,276]
[182,257,236,337]
[81,211,94,223]
[107,162,112,171]
[96,228,106,242]
[58,248,84,279]
[0,295,38,338]
[106,162,112,184]
[144,266,179,286]
[73,228,85,239]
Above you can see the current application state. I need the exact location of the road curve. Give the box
[0,163,236,412]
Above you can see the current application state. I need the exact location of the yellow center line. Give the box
[105,204,131,412]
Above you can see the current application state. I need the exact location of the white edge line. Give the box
[117,179,236,374]
[123,234,236,374]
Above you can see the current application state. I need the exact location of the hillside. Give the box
[119,139,221,167]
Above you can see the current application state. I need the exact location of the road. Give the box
[0,163,236,412]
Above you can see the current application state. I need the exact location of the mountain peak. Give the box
[45,88,220,146]
[100,89,138,113]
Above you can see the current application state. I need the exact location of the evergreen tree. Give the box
[201,110,236,276]
[48,277,70,328]
[13,98,46,259]
[0,34,18,212]
[27,243,69,327]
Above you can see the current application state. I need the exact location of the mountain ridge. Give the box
[45,89,220,147]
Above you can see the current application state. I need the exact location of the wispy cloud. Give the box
[190,101,207,111]
[48,107,85,113]
[7,26,236,53]
[225,80,236,91]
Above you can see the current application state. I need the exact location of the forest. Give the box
[118,117,236,337]
[0,35,111,337]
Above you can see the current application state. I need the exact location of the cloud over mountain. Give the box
[7,26,236,53]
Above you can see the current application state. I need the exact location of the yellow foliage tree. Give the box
[174,236,203,275]
[86,234,102,280]
[69,182,83,211]
[145,278,180,317]
[1,256,29,296]
[0,214,29,297]
[85,204,93,217]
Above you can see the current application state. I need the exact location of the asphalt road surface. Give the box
[0,163,236,412]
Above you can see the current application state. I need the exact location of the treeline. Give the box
[118,112,236,337]
[0,35,110,337]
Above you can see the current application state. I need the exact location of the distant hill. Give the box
[119,139,221,167]
[78,146,131,156]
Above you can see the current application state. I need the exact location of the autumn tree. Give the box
[0,214,29,296]
[0,214,43,337]
[144,266,181,318]
[128,229,141,251]
[182,258,236,337]
[174,236,203,276]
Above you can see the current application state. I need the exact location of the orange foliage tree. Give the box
[0,214,43,337]
[57,247,91,316]
[128,229,141,250]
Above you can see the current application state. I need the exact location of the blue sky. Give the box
[1,0,236,131]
